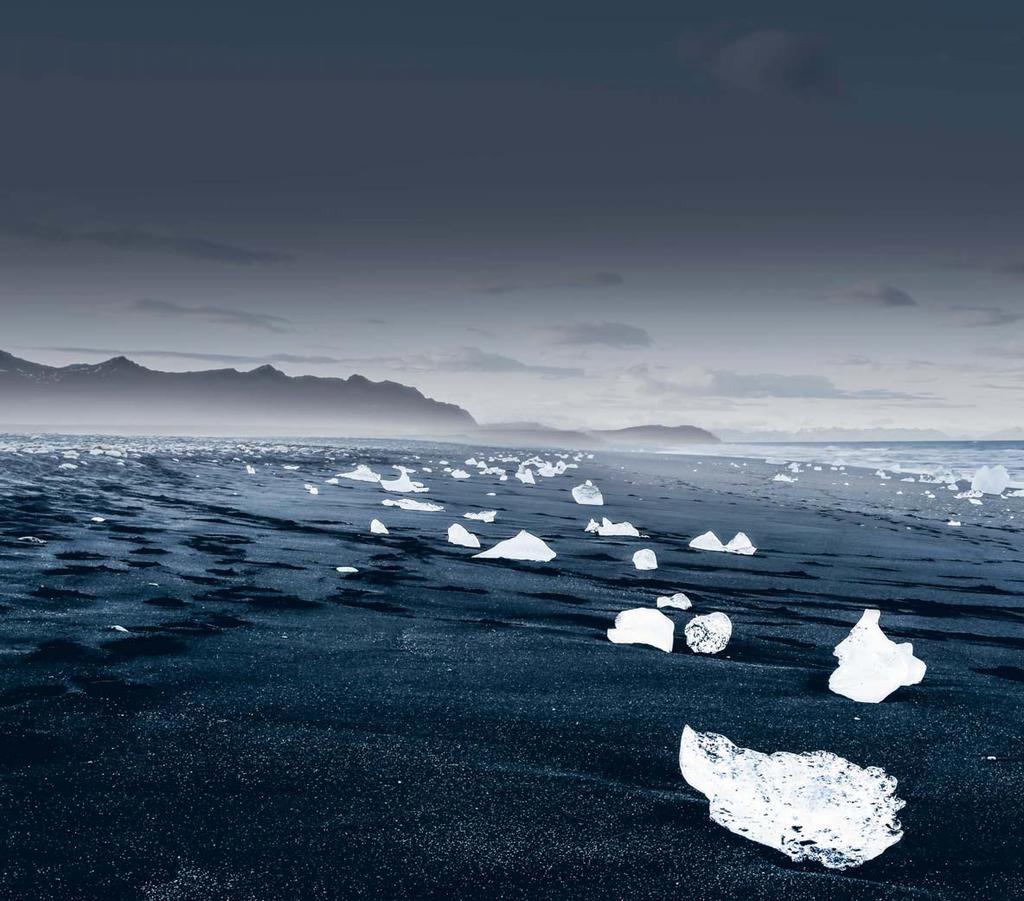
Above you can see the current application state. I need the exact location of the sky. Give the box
[2,1,1024,437]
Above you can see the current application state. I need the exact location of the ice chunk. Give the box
[829,609,926,703]
[246,464,256,476]
[971,464,1010,496]
[303,483,320,496]
[587,517,640,537]
[464,510,496,522]
[369,518,389,535]
[632,548,658,570]
[515,467,536,485]
[657,592,692,611]
[773,473,796,483]
[689,531,726,552]
[338,464,382,483]
[381,498,444,512]
[18,536,46,544]
[679,726,904,870]
[571,480,604,505]
[447,522,481,548]
[380,471,428,493]
[89,516,106,523]
[946,519,961,527]
[109,625,130,634]
[607,608,674,653]
[451,469,471,480]
[335,566,359,575]
[473,530,556,562]
[725,532,757,555]
[684,612,732,654]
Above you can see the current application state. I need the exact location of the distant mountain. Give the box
[473,421,719,449]
[717,426,954,443]
[982,427,1024,441]
[0,351,475,436]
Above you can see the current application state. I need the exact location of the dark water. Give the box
[0,437,1021,900]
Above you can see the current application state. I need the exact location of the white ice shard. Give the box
[369,518,389,535]
[451,469,471,480]
[303,483,320,495]
[473,530,556,562]
[656,592,692,611]
[381,498,444,512]
[773,473,796,483]
[684,612,732,654]
[380,470,428,493]
[447,522,481,548]
[946,519,961,527]
[89,516,106,523]
[725,532,757,555]
[971,464,1010,496]
[246,464,257,476]
[587,517,640,537]
[335,566,359,575]
[679,726,905,870]
[632,548,658,570]
[338,464,382,483]
[464,510,497,522]
[571,480,604,505]
[828,609,926,703]
[689,531,726,552]
[515,467,536,485]
[607,608,674,653]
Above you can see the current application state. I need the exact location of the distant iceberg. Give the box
[473,530,555,562]
[571,480,604,505]
[607,608,674,653]
[829,609,926,703]
[679,726,905,869]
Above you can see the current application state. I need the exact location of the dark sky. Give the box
[3,1,1024,434]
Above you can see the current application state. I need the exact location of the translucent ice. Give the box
[829,609,926,703]
[656,592,692,611]
[607,608,674,653]
[684,612,732,654]
[571,480,604,505]
[679,726,905,870]
[473,530,556,562]
[971,464,1010,496]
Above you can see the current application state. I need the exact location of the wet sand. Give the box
[1,439,1021,900]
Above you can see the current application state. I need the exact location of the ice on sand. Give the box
[585,517,640,537]
[632,548,658,570]
[684,612,732,654]
[338,464,382,483]
[464,510,497,522]
[607,608,674,653]
[689,530,757,555]
[382,498,444,512]
[657,592,692,611]
[571,480,604,505]
[335,566,359,575]
[369,518,389,535]
[829,609,926,703]
[971,464,1010,496]
[447,522,481,548]
[473,530,556,562]
[679,726,905,870]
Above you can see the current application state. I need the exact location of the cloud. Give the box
[1,221,292,265]
[544,321,652,349]
[828,282,918,307]
[479,272,624,295]
[130,299,293,333]
[940,304,1023,328]
[432,347,583,379]
[681,29,839,100]
[626,365,925,401]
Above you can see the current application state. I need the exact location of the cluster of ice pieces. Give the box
[689,531,756,555]
[829,609,926,703]
[679,726,905,869]
[584,517,639,537]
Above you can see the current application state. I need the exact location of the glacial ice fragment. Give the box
[971,465,1010,496]
[684,612,732,654]
[473,530,556,562]
[380,471,429,493]
[689,531,726,552]
[828,609,926,703]
[679,726,905,869]
[369,518,389,535]
[571,480,604,505]
[464,510,497,522]
[607,608,674,653]
[725,532,757,555]
[381,498,444,512]
[632,548,658,570]
[338,464,382,483]
[335,566,359,575]
[587,517,640,537]
[447,522,481,548]
[656,592,692,610]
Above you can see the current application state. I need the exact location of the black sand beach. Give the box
[1,438,1021,900]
